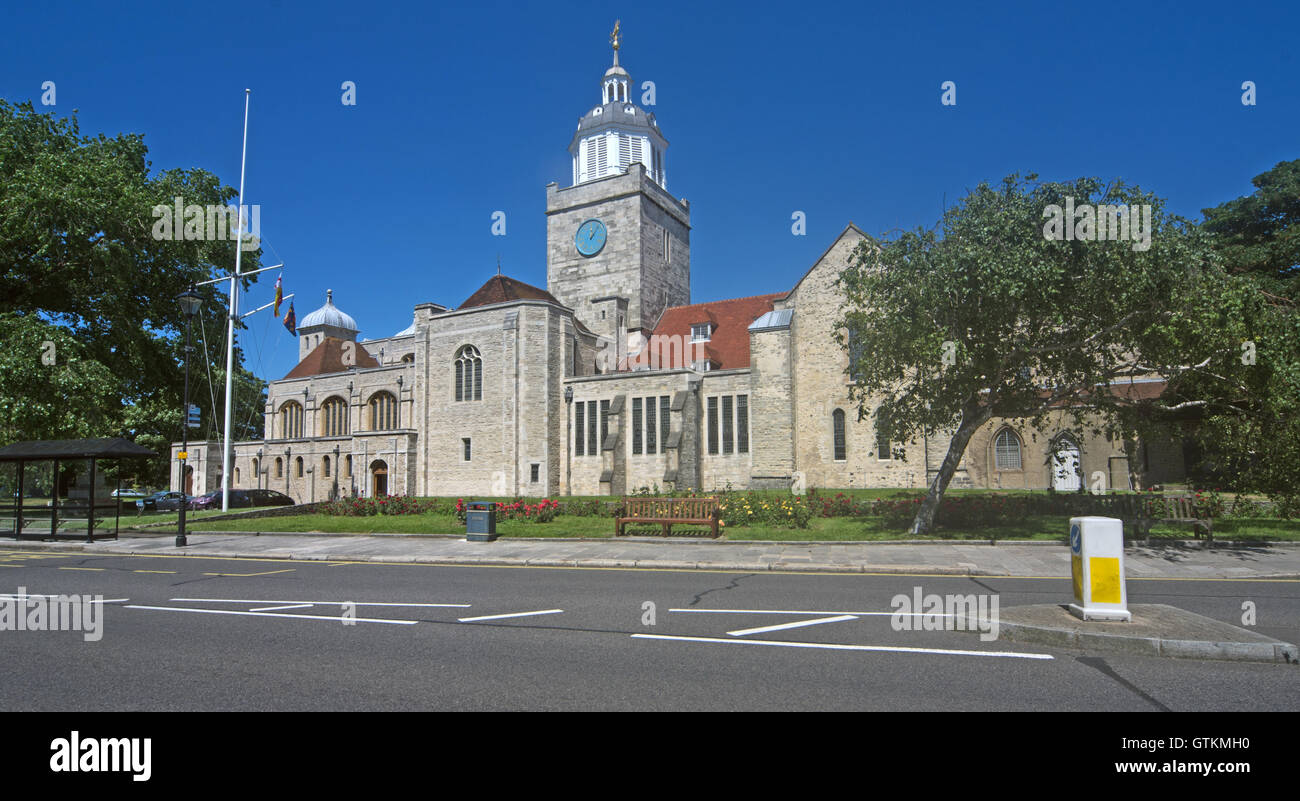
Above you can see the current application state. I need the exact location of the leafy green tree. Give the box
[1195,160,1300,515]
[839,174,1252,534]
[0,100,265,487]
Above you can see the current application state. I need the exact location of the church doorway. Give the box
[370,460,388,497]
[1050,435,1081,492]
[184,465,194,495]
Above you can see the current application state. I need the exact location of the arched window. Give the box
[235,467,241,483]
[401,353,414,364]
[369,391,398,430]
[345,454,352,477]
[323,455,331,478]
[295,456,304,477]
[832,409,847,462]
[455,345,483,401]
[320,396,348,437]
[876,416,892,461]
[995,429,1023,470]
[279,401,303,439]
[275,457,283,478]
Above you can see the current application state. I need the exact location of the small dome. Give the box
[299,289,358,332]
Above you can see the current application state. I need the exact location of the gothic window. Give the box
[722,396,734,454]
[323,455,331,478]
[575,401,586,457]
[600,399,610,450]
[646,396,657,453]
[587,401,598,455]
[295,456,304,477]
[275,457,283,478]
[369,391,398,431]
[995,429,1023,470]
[454,345,482,402]
[707,397,719,455]
[345,454,352,477]
[832,409,847,462]
[632,397,643,455]
[279,401,303,439]
[736,395,748,455]
[660,395,670,454]
[320,396,349,437]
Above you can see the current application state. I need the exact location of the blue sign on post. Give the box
[187,404,201,429]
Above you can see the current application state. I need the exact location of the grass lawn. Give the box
[172,510,1300,541]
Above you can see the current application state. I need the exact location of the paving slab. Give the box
[2,532,1299,579]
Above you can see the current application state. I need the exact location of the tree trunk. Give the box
[909,400,992,535]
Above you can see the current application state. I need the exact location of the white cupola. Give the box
[569,22,668,189]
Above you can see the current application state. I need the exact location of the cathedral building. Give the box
[172,34,1186,503]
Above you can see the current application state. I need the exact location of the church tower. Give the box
[546,22,691,350]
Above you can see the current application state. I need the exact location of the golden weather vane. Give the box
[610,20,621,60]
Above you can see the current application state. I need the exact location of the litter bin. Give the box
[466,500,498,542]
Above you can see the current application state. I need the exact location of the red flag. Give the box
[273,274,283,317]
[283,302,296,335]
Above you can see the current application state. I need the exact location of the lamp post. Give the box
[564,386,573,496]
[176,286,202,547]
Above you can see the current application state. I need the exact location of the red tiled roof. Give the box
[460,275,561,309]
[629,293,784,370]
[284,337,380,379]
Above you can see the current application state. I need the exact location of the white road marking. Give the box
[670,608,958,617]
[170,598,470,608]
[727,614,858,637]
[631,634,1053,660]
[458,609,564,622]
[250,603,313,612]
[126,604,417,625]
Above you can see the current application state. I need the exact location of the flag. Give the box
[273,274,283,317]
[283,302,296,335]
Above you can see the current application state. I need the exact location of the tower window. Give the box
[833,409,847,462]
[462,438,472,462]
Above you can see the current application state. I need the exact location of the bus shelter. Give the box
[0,438,158,542]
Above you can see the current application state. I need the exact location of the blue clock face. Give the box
[575,219,607,256]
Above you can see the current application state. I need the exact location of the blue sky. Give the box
[3,0,1297,383]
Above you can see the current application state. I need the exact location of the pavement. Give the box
[3,529,1299,578]
[5,530,1298,665]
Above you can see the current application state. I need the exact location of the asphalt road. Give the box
[1,550,1296,711]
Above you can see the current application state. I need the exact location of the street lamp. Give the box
[564,386,573,496]
[176,286,202,547]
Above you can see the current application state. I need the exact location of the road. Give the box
[1,550,1296,711]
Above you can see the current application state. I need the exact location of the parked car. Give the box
[189,489,295,511]
[137,491,191,512]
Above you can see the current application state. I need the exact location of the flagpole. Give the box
[222,88,251,513]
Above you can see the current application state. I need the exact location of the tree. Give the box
[1195,160,1300,515]
[839,174,1251,534]
[0,100,265,486]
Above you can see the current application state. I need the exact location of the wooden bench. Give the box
[616,497,720,538]
[1126,494,1212,543]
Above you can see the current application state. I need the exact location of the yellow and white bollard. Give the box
[1068,516,1131,622]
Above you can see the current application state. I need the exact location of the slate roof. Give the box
[284,337,380,380]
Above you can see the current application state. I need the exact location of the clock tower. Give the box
[546,22,691,354]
